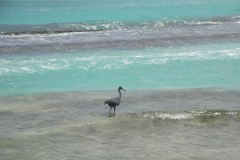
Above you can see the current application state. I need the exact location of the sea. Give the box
[1,0,240,159]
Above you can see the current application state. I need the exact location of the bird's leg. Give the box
[109,107,112,112]
[114,106,116,113]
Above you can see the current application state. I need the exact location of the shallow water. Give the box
[1,42,240,96]
[1,0,240,159]
[1,89,240,159]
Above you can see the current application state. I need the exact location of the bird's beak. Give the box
[122,88,126,92]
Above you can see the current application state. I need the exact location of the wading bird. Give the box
[104,86,126,113]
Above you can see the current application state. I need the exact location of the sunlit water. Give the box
[1,0,240,159]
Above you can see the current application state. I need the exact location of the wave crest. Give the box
[1,15,240,35]
[118,110,240,123]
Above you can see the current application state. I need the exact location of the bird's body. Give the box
[105,97,120,106]
[105,86,125,113]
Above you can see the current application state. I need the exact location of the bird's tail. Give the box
[104,100,110,105]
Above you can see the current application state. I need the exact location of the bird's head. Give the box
[118,86,126,91]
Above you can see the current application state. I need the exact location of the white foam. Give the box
[18,67,36,73]
[40,64,61,70]
[0,68,10,75]
[156,112,195,120]
[122,59,133,65]
[136,111,197,120]
[0,66,36,75]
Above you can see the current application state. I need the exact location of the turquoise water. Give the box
[1,0,240,159]
[1,0,240,34]
[1,0,239,25]
[1,42,240,96]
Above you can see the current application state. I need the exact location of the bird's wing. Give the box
[105,97,120,105]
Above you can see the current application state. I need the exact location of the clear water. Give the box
[1,43,240,96]
[0,0,240,159]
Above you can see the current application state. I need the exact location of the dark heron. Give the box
[104,86,126,113]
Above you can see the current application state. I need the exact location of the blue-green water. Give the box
[1,43,240,96]
[0,0,240,159]
[1,0,239,25]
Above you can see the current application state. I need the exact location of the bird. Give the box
[104,86,126,113]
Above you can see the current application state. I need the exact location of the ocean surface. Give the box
[1,0,240,159]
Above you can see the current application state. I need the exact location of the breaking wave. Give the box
[1,15,240,35]
[117,110,240,124]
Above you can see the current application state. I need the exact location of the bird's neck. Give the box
[118,89,121,99]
